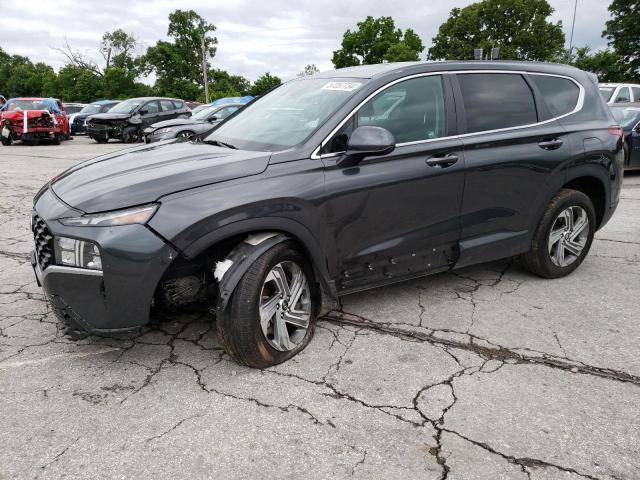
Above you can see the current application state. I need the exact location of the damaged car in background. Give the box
[143,101,248,143]
[30,61,623,369]
[86,97,190,143]
[1,97,70,146]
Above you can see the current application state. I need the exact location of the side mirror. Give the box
[208,115,218,122]
[337,126,395,168]
[139,109,148,115]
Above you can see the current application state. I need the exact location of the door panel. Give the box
[321,138,465,292]
[457,122,569,266]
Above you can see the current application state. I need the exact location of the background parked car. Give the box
[1,97,70,145]
[62,103,86,115]
[70,100,120,135]
[610,102,640,169]
[144,101,249,143]
[185,101,204,110]
[599,83,640,104]
[86,97,191,143]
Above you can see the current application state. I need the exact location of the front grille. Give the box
[33,214,54,270]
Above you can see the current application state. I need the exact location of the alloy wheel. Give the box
[548,206,589,267]
[259,261,311,352]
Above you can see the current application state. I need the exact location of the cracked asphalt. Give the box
[1,137,639,480]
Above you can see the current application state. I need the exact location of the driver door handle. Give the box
[426,153,459,168]
[538,138,563,150]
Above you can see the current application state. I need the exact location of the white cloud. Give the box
[0,0,612,83]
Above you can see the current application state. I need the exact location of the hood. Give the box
[149,117,203,129]
[50,142,271,213]
[88,112,132,123]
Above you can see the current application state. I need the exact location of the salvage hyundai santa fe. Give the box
[31,61,623,368]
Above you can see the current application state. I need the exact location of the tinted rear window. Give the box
[530,75,580,117]
[458,73,537,133]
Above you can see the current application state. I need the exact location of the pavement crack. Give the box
[324,311,640,387]
[40,436,80,471]
[146,414,203,443]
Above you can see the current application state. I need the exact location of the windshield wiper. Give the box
[204,139,237,149]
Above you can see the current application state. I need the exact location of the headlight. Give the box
[153,127,173,135]
[59,204,158,227]
[54,237,102,270]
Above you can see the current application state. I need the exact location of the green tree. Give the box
[603,0,640,78]
[249,73,282,97]
[569,47,633,83]
[207,69,251,101]
[297,64,320,77]
[429,0,565,61]
[332,16,424,68]
[143,9,217,99]
[101,29,138,71]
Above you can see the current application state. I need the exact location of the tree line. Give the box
[1,0,637,103]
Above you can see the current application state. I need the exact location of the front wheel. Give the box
[522,189,596,278]
[217,241,318,368]
[1,135,11,146]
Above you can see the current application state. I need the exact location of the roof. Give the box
[600,83,640,87]
[92,100,120,105]
[309,60,583,80]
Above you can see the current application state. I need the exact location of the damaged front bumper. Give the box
[31,188,177,333]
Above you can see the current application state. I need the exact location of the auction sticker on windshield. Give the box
[321,81,362,92]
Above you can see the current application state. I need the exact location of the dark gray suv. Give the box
[31,61,624,368]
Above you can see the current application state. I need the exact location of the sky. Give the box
[0,0,612,82]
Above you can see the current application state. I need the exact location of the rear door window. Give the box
[457,73,537,133]
[160,100,175,112]
[615,87,631,103]
[172,100,184,110]
[529,75,580,118]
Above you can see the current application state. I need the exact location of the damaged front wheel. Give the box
[217,241,318,368]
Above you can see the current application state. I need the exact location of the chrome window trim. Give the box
[311,70,586,160]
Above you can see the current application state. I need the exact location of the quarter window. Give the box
[458,73,537,133]
[529,75,580,118]
[322,75,446,154]
[632,87,640,102]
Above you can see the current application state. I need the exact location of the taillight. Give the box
[608,125,624,139]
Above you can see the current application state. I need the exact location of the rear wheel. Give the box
[217,241,318,368]
[522,189,596,278]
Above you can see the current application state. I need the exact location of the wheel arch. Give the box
[562,169,610,228]
[162,217,339,314]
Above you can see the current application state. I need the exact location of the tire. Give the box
[1,135,11,146]
[522,188,596,279]
[177,130,195,139]
[123,127,141,143]
[217,241,318,368]
[51,134,60,145]
[94,137,107,144]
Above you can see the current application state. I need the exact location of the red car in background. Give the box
[1,97,70,146]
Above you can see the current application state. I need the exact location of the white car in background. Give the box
[599,83,640,104]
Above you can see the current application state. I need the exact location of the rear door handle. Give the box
[426,153,459,168]
[538,138,563,150]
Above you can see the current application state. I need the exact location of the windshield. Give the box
[4,99,50,112]
[108,99,143,114]
[205,78,366,150]
[611,107,640,128]
[599,87,615,102]
[192,105,218,121]
[80,104,103,114]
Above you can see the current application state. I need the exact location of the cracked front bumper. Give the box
[32,188,177,333]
